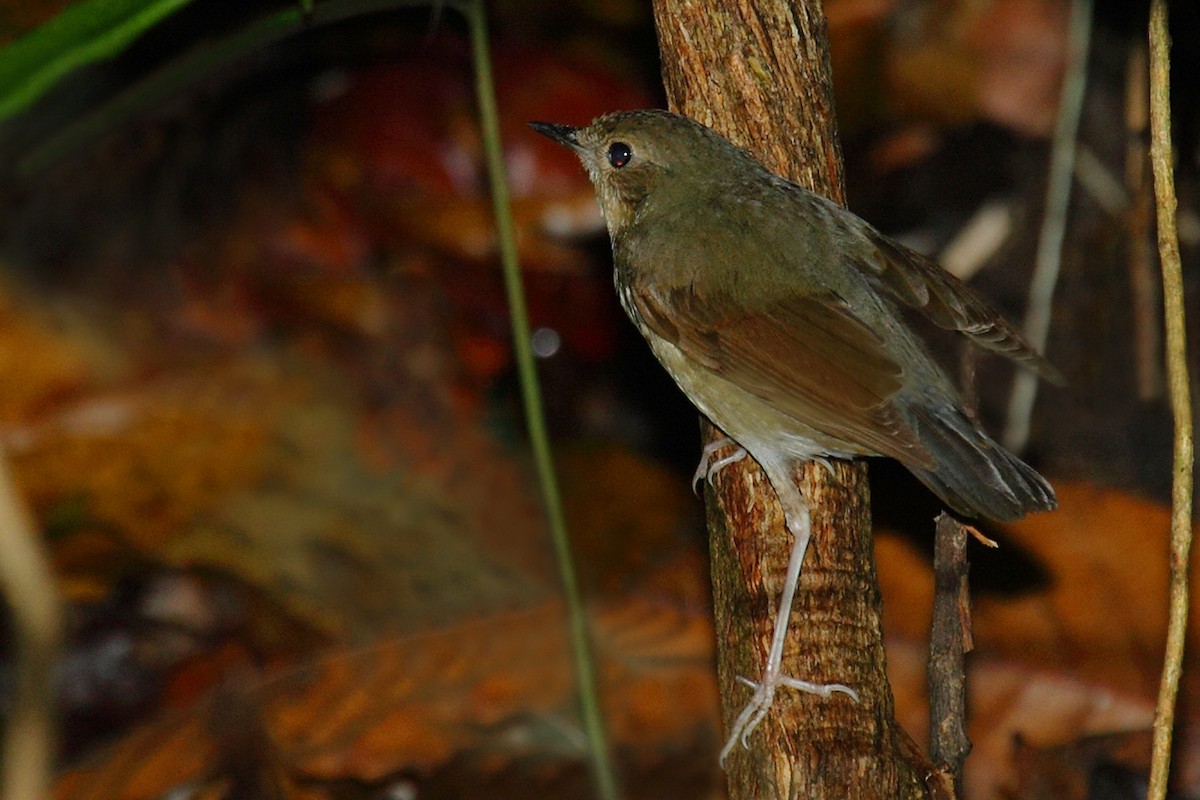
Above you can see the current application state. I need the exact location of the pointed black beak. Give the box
[529,121,580,149]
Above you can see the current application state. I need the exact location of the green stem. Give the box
[462,3,619,799]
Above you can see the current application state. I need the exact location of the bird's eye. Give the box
[607,141,633,168]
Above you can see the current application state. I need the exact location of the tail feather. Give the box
[903,404,1056,523]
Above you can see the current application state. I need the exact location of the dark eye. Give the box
[607,141,633,168]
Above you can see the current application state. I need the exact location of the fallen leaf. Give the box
[54,599,720,799]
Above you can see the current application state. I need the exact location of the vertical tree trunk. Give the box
[650,2,929,797]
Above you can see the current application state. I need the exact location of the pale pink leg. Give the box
[718,458,859,766]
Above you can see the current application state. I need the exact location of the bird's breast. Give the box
[631,319,865,464]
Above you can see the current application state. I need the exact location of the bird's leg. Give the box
[718,460,859,766]
[691,437,748,494]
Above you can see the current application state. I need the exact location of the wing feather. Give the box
[854,231,1065,385]
[633,284,932,465]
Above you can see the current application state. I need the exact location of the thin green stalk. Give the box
[461,3,619,799]
[1147,1,1194,796]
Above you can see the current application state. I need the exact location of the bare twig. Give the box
[928,514,973,795]
[1124,43,1164,401]
[1147,1,1195,797]
[1003,0,1093,452]
[0,444,62,800]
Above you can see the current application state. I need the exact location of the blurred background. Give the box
[0,0,1197,797]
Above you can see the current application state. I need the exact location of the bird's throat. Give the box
[596,181,649,238]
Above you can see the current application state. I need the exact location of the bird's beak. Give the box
[529,121,581,150]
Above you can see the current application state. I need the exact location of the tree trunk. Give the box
[650,2,930,797]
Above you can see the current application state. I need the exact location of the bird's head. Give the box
[530,109,747,236]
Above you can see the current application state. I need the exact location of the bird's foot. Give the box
[691,438,748,495]
[718,670,859,766]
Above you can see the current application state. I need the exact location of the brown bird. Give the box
[531,110,1058,761]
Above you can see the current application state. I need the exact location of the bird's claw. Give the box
[718,672,859,766]
[691,439,748,495]
[777,676,859,700]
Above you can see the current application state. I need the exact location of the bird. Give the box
[530,109,1058,762]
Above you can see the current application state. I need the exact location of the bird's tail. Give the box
[902,404,1056,523]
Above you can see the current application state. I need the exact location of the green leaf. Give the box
[0,0,197,122]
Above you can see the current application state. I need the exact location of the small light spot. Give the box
[531,327,561,358]
[161,781,203,800]
[380,780,418,800]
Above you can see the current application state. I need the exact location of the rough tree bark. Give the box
[650,2,930,797]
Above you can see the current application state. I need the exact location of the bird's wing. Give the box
[632,282,933,465]
[850,228,1065,384]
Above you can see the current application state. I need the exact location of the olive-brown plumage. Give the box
[533,110,1057,521]
[531,109,1058,760]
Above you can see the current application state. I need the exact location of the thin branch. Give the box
[0,444,62,800]
[462,3,619,799]
[1124,43,1164,401]
[1147,0,1195,797]
[928,514,973,796]
[1003,0,1093,452]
